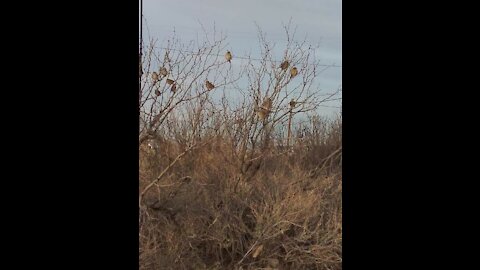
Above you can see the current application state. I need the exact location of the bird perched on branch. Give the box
[289,99,297,109]
[206,80,215,91]
[256,108,268,120]
[159,67,168,77]
[151,72,159,82]
[290,67,298,78]
[280,60,289,70]
[262,97,272,111]
[166,79,175,85]
[170,83,177,93]
[225,51,232,63]
[256,97,273,120]
[154,89,161,96]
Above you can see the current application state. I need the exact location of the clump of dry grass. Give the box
[139,117,341,270]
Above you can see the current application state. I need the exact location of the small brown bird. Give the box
[151,72,159,81]
[261,97,273,111]
[257,97,273,120]
[290,67,298,78]
[159,67,168,77]
[170,84,177,93]
[225,51,232,63]
[154,89,161,96]
[256,108,268,120]
[289,99,297,108]
[205,80,215,91]
[166,79,175,85]
[280,60,289,70]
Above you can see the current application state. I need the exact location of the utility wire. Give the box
[150,46,341,67]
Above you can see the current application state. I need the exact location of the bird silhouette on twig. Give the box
[206,80,215,91]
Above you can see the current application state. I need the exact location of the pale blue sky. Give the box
[141,0,342,116]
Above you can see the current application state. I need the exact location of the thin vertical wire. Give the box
[140,0,143,57]
[139,0,143,108]
[139,0,143,140]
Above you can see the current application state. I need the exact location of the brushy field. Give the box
[139,24,342,269]
[139,117,341,270]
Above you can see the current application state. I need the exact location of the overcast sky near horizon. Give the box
[141,0,341,116]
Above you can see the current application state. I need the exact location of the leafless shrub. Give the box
[139,22,342,270]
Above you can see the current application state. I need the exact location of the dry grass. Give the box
[139,23,342,269]
[139,117,342,270]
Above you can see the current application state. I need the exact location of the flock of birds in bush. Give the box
[147,50,299,121]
